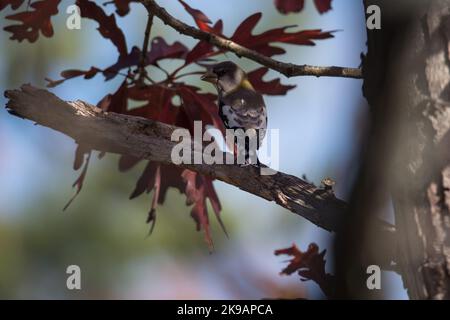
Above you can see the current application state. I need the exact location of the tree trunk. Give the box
[336,0,450,299]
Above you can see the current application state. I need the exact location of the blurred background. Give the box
[0,0,406,299]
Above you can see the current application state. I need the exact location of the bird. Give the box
[201,61,267,165]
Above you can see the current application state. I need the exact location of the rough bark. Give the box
[336,0,450,299]
[4,84,348,232]
[392,0,450,300]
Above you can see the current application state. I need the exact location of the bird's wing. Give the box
[221,89,267,130]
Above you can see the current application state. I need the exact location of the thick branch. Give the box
[5,85,349,231]
[5,85,399,273]
[140,0,362,79]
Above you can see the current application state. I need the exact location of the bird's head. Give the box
[201,61,253,94]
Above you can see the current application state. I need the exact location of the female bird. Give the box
[201,61,267,165]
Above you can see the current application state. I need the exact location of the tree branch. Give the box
[4,85,399,271]
[5,85,350,231]
[140,0,362,79]
[137,12,154,85]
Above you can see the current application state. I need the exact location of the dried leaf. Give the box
[274,0,305,14]
[104,37,188,81]
[0,0,25,11]
[314,0,332,14]
[109,0,135,16]
[178,0,213,32]
[64,148,91,211]
[274,0,332,14]
[275,243,335,298]
[97,80,128,113]
[182,170,222,251]
[248,67,296,96]
[4,0,60,42]
[185,20,223,64]
[46,67,100,87]
[177,85,225,134]
[231,12,334,57]
[76,0,128,57]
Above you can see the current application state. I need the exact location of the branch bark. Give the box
[137,12,154,85]
[4,84,399,272]
[5,84,348,232]
[140,0,362,79]
[336,0,450,299]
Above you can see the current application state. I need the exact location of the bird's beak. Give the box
[201,70,217,83]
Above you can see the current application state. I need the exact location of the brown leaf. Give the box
[129,161,157,199]
[104,38,188,81]
[64,149,91,211]
[274,0,332,14]
[97,80,128,113]
[178,0,213,32]
[185,19,223,64]
[110,0,135,16]
[314,0,332,14]
[76,0,128,57]
[275,243,335,298]
[46,67,100,87]
[4,0,60,42]
[231,12,334,57]
[177,85,225,134]
[274,0,305,14]
[127,85,179,124]
[0,0,25,11]
[182,170,225,251]
[118,155,141,172]
[248,67,296,96]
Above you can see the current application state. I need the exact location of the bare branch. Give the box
[140,0,362,79]
[137,13,154,85]
[5,85,348,232]
[4,85,399,272]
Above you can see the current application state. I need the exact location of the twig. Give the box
[140,0,362,79]
[137,13,154,86]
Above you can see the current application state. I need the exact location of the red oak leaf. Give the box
[185,19,223,64]
[182,170,226,251]
[177,85,225,134]
[178,0,213,32]
[110,0,135,16]
[46,67,101,87]
[76,0,128,57]
[146,37,188,64]
[97,79,128,113]
[274,0,305,14]
[64,80,128,210]
[0,0,24,11]
[94,80,226,243]
[275,243,335,298]
[231,13,334,57]
[4,0,60,42]
[314,0,332,14]
[127,161,185,234]
[274,0,332,14]
[248,67,296,96]
[127,84,179,124]
[104,37,188,80]
[64,145,91,211]
[118,155,141,172]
